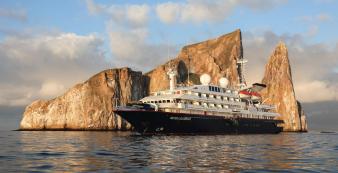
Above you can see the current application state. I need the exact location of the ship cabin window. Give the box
[229,98,234,102]
[224,97,228,101]
[209,86,212,91]
[198,93,201,97]
[203,103,208,108]
[224,105,229,109]
[206,94,209,98]
[167,100,170,103]
[217,104,222,108]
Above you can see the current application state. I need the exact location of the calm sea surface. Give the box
[0,131,337,172]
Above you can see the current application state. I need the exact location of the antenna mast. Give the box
[237,48,247,89]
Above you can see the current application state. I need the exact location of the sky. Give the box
[0,0,337,122]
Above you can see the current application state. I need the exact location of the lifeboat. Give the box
[239,90,261,100]
[239,90,251,98]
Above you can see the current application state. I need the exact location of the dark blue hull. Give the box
[114,110,283,135]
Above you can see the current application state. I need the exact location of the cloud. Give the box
[296,13,332,23]
[0,8,27,22]
[125,4,150,26]
[295,80,337,102]
[155,2,181,24]
[306,25,319,37]
[107,26,176,71]
[86,0,105,15]
[315,13,331,22]
[155,0,236,24]
[155,0,286,24]
[0,32,108,106]
[86,0,150,27]
[242,31,338,103]
[39,81,65,98]
[238,0,288,11]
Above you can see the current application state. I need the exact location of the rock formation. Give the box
[261,42,308,132]
[20,68,145,130]
[145,29,242,93]
[20,29,307,132]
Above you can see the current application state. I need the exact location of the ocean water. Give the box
[0,131,337,172]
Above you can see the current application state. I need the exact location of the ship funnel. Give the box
[167,68,177,91]
[200,74,211,85]
[219,77,229,88]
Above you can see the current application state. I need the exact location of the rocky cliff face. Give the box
[145,29,242,93]
[261,42,307,132]
[20,68,145,130]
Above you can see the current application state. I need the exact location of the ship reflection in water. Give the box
[0,131,336,172]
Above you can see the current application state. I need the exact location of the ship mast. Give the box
[237,48,247,89]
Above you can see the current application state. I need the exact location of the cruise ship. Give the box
[114,58,284,134]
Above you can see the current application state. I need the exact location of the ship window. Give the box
[167,100,170,103]
[209,86,212,91]
[216,87,220,92]
[198,93,201,97]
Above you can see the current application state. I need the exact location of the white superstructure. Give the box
[140,69,280,120]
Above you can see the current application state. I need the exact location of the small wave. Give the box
[31,164,54,170]
[36,151,66,157]
[0,155,15,160]
[320,131,336,134]
[95,151,116,156]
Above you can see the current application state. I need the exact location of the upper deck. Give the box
[140,84,279,118]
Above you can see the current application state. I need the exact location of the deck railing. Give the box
[159,108,275,120]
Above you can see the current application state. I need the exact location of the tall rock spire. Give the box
[261,42,307,132]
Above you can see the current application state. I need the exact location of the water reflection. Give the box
[0,131,335,172]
